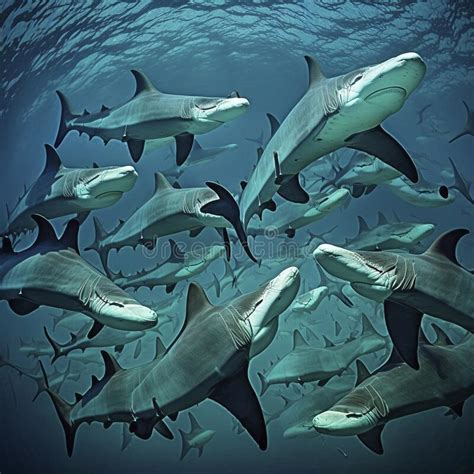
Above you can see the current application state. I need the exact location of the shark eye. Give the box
[350,74,363,86]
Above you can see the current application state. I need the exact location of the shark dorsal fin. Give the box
[154,337,166,360]
[425,228,469,266]
[431,324,452,346]
[266,113,280,137]
[304,55,326,88]
[60,219,80,253]
[335,320,342,336]
[355,359,371,386]
[361,314,376,335]
[292,329,307,350]
[101,350,122,377]
[188,413,202,432]
[377,212,389,226]
[357,216,370,233]
[154,173,173,194]
[74,392,83,403]
[168,239,185,262]
[32,214,58,245]
[100,104,109,112]
[223,259,234,280]
[92,162,100,169]
[43,145,62,175]
[185,283,213,325]
[131,70,157,97]
[1,237,14,254]
[322,335,335,348]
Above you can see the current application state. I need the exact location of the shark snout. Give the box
[101,303,158,330]
[209,97,250,122]
[313,410,369,436]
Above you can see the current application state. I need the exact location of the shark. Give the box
[313,334,474,454]
[3,145,137,236]
[0,215,157,337]
[54,70,249,164]
[258,315,388,394]
[314,229,474,369]
[239,52,425,227]
[86,172,256,270]
[334,152,402,197]
[287,286,329,319]
[281,376,353,439]
[178,412,216,460]
[44,323,146,362]
[345,214,435,251]
[111,240,225,293]
[247,188,350,238]
[449,101,473,143]
[384,173,454,207]
[42,266,300,456]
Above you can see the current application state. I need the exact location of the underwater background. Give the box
[0,1,473,473]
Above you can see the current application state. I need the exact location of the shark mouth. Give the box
[363,86,406,103]
[201,181,257,263]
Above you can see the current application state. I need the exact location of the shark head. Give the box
[314,244,416,303]
[235,266,300,338]
[191,93,249,125]
[62,165,137,208]
[80,273,158,330]
[339,52,426,126]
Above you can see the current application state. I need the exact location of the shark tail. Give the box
[84,216,111,274]
[257,371,269,396]
[178,428,192,460]
[39,361,77,456]
[43,327,64,363]
[55,91,78,148]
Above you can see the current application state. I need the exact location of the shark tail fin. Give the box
[39,361,77,456]
[84,216,110,273]
[55,91,78,148]
[178,428,192,460]
[43,327,63,363]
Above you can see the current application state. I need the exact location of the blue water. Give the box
[1,1,473,473]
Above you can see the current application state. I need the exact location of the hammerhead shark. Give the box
[42,266,300,456]
[3,145,137,236]
[55,70,249,164]
[0,215,157,337]
[240,52,425,227]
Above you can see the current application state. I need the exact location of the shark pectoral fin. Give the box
[189,227,205,238]
[130,417,158,440]
[8,299,39,316]
[175,133,194,166]
[127,139,145,163]
[209,368,267,450]
[277,174,309,203]
[219,227,231,261]
[357,425,384,455]
[154,419,174,439]
[384,301,423,370]
[351,283,391,303]
[87,320,104,339]
[346,126,418,183]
